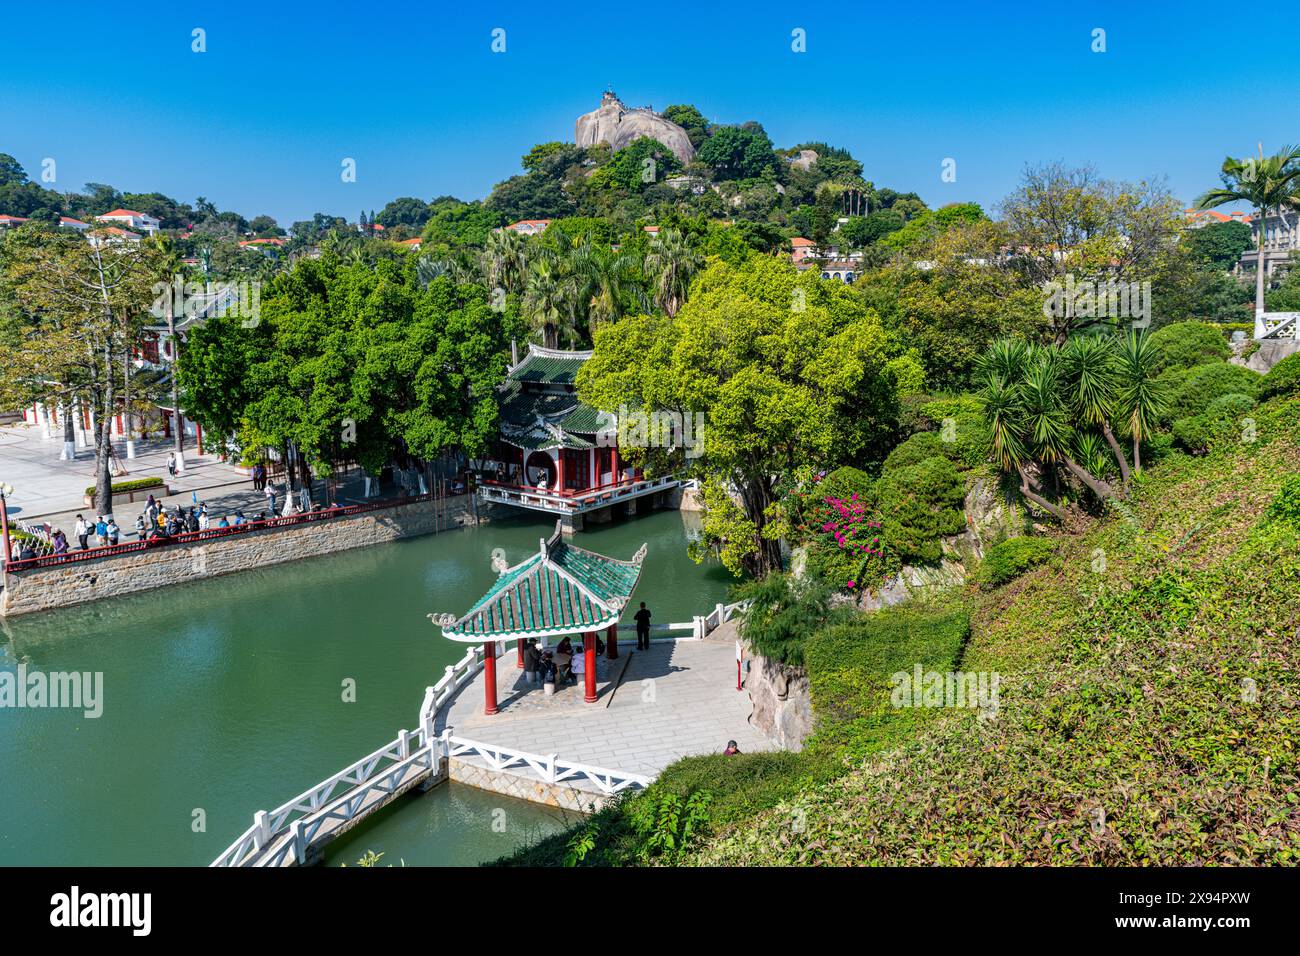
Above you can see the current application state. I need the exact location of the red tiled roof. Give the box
[398,238,422,246]
[60,216,87,225]
[507,219,552,228]
[99,209,149,219]
[791,237,815,247]
[0,214,29,222]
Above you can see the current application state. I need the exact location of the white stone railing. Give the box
[210,726,435,868]
[211,600,740,867]
[446,735,651,796]
[477,475,679,514]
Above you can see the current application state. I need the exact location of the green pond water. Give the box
[0,508,733,867]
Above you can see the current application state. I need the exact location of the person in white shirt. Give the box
[74,515,89,550]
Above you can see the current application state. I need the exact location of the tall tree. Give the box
[1195,144,1300,315]
[644,227,702,317]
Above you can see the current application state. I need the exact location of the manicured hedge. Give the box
[976,536,1055,589]
[1149,321,1232,374]
[875,456,966,564]
[83,477,166,497]
[1162,361,1262,423]
[1260,352,1300,400]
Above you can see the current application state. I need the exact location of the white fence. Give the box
[210,599,746,867]
[478,474,679,516]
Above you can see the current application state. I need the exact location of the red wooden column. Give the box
[516,638,525,668]
[583,632,598,703]
[483,642,499,715]
[606,622,618,659]
[554,451,565,493]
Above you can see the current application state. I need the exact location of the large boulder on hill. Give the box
[575,91,696,165]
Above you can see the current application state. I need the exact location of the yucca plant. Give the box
[1061,335,1131,486]
[1113,330,1167,471]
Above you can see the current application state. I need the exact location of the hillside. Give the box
[500,390,1300,866]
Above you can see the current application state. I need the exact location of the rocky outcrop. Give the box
[745,655,813,751]
[851,474,1018,612]
[575,92,695,166]
[1237,337,1299,374]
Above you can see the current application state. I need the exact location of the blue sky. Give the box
[1,1,1294,226]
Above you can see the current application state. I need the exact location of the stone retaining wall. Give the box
[448,758,612,812]
[1,496,484,617]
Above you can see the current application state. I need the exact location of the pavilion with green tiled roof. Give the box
[432,520,647,712]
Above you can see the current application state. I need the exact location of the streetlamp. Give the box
[0,482,13,568]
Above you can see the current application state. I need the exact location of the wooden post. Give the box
[483,641,499,715]
[606,622,618,659]
[584,631,598,703]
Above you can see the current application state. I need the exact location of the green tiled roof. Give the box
[437,522,646,642]
[507,344,593,385]
[559,403,609,434]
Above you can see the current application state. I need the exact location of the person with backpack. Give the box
[74,515,89,550]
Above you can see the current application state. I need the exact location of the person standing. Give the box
[94,515,108,547]
[167,451,177,478]
[74,514,89,550]
[523,639,540,685]
[265,483,276,516]
[634,601,652,651]
[106,517,120,546]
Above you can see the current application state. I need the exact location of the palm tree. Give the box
[482,228,529,295]
[979,340,1064,520]
[1195,144,1300,316]
[523,257,575,349]
[1113,330,1166,472]
[644,227,702,317]
[1061,335,1130,486]
[572,240,641,330]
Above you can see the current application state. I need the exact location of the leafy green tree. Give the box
[1186,220,1253,269]
[376,197,430,229]
[661,105,710,149]
[578,255,899,575]
[696,125,778,181]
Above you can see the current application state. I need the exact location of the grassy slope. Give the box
[687,394,1300,865]
[497,393,1300,867]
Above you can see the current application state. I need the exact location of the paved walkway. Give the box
[0,422,247,521]
[0,422,454,539]
[436,639,774,777]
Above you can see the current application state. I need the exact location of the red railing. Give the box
[2,492,440,573]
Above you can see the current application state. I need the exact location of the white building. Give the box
[95,208,160,235]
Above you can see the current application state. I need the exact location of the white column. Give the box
[37,402,51,440]
[74,402,90,449]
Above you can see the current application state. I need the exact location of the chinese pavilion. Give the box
[476,343,679,530]
[433,521,647,714]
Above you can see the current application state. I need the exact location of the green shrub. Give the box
[816,466,874,506]
[1262,474,1300,529]
[1260,352,1300,400]
[875,456,966,564]
[731,573,832,667]
[976,536,1055,589]
[83,476,166,498]
[1163,361,1262,422]
[803,606,971,762]
[1149,321,1232,374]
[883,431,947,471]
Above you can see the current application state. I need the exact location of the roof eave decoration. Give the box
[431,520,647,643]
